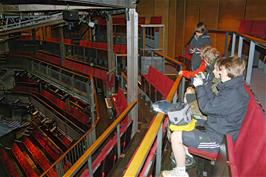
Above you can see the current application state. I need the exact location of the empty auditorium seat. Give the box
[0,148,21,177]
[23,137,57,177]
[142,66,174,99]
[11,143,38,177]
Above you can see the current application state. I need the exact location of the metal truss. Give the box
[0,13,64,34]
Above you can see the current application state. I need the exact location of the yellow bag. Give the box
[169,119,197,131]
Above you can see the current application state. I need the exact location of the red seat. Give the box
[143,66,174,98]
[250,20,266,39]
[239,20,253,34]
[227,98,266,176]
[188,147,218,161]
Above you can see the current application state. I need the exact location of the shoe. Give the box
[185,155,195,168]
[170,152,195,168]
[162,168,189,177]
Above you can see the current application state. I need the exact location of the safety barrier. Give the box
[124,75,183,176]
[62,99,137,177]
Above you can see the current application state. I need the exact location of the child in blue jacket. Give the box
[189,22,211,71]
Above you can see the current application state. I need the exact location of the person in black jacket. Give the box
[189,22,211,71]
[162,56,249,177]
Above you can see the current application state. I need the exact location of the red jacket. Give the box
[181,61,206,79]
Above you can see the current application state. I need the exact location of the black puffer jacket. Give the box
[196,76,249,143]
[189,33,211,70]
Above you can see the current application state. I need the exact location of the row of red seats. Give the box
[33,131,61,161]
[9,47,111,81]
[0,148,21,177]
[239,20,266,39]
[13,85,39,95]
[35,51,109,81]
[79,40,127,54]
[11,143,38,177]
[143,66,174,98]
[23,137,57,177]
[41,90,89,126]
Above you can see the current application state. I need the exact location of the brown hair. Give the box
[201,46,220,65]
[218,56,246,78]
[195,22,207,34]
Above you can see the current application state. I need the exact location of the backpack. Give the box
[152,100,192,126]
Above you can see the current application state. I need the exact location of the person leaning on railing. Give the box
[188,22,211,71]
[162,56,249,177]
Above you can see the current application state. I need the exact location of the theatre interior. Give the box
[0,0,265,177]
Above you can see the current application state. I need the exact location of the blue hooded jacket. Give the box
[196,76,249,143]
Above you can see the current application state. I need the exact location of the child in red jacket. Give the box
[179,46,220,79]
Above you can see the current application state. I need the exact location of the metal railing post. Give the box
[88,156,93,177]
[155,124,163,177]
[231,33,236,56]
[224,32,229,57]
[178,77,185,102]
[238,36,243,57]
[55,160,64,177]
[117,124,121,158]
[246,41,255,85]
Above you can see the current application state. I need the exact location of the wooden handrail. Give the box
[123,75,182,176]
[208,29,266,47]
[63,99,138,177]
[155,51,184,68]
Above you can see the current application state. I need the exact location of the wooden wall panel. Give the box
[167,0,177,58]
[136,0,154,17]
[137,0,266,57]
[245,0,266,20]
[184,0,200,46]
[216,0,246,53]
[198,0,219,48]
[175,0,186,55]
[154,0,170,54]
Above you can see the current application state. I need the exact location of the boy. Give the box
[189,22,211,71]
[162,56,249,177]
[179,46,220,80]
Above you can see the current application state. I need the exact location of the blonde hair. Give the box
[201,46,220,65]
[218,56,246,78]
